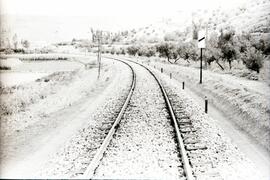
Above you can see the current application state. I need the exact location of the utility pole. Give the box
[96,30,102,79]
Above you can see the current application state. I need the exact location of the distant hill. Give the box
[0,15,155,47]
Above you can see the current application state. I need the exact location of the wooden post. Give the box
[205,96,208,113]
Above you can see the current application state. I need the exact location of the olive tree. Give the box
[218,29,237,69]
[156,42,181,64]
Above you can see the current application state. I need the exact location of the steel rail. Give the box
[82,58,136,178]
[83,56,193,180]
[117,57,194,180]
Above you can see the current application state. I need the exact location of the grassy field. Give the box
[0,54,98,129]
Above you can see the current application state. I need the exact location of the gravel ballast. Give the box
[151,66,263,180]
[93,62,183,179]
[149,61,270,152]
[35,58,133,178]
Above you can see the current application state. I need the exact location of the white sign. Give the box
[198,30,206,49]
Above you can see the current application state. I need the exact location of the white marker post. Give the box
[198,30,206,84]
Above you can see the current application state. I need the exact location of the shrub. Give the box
[110,47,116,54]
[12,48,25,53]
[252,38,270,55]
[137,46,156,57]
[0,66,10,70]
[127,45,139,56]
[242,47,264,73]
[235,33,251,53]
[263,41,270,55]
[120,48,126,55]
[145,46,156,57]
[137,47,145,56]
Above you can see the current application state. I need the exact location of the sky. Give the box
[0,0,250,45]
[1,0,248,17]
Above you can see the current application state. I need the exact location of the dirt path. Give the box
[0,59,126,178]
[183,85,270,180]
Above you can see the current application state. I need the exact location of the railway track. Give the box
[82,57,194,179]
[82,58,136,177]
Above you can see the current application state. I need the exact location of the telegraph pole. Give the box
[97,30,102,79]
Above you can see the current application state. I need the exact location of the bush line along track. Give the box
[82,57,194,180]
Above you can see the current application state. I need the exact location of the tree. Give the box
[205,32,223,69]
[21,39,30,49]
[156,42,180,64]
[71,38,76,45]
[218,29,237,69]
[192,20,200,40]
[90,28,95,42]
[12,34,18,49]
[221,43,237,69]
[178,42,198,62]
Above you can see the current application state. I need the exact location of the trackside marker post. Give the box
[205,96,208,113]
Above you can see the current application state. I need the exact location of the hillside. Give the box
[121,0,270,43]
[207,0,270,33]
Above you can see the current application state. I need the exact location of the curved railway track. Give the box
[82,57,194,180]
[82,58,136,177]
